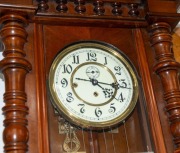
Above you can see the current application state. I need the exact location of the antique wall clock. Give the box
[48,41,138,130]
[0,0,180,153]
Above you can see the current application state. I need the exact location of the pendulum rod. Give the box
[88,130,100,153]
[111,128,117,153]
[81,128,87,152]
[103,129,109,153]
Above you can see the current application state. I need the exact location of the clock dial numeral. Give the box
[117,79,131,89]
[66,92,74,102]
[62,64,73,74]
[86,52,97,61]
[95,107,102,117]
[109,103,116,114]
[114,66,121,75]
[119,79,127,88]
[115,92,125,102]
[104,57,108,65]
[72,55,80,64]
[118,79,131,89]
[78,104,85,113]
[61,78,68,88]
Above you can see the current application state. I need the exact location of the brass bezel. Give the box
[48,41,139,130]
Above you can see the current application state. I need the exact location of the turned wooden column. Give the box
[0,13,31,152]
[149,22,180,153]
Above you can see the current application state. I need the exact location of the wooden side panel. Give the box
[21,23,51,153]
[33,23,50,153]
[25,24,40,153]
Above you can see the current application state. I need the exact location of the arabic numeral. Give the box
[119,79,127,88]
[72,55,79,64]
[61,78,68,88]
[117,92,125,102]
[62,64,73,74]
[66,92,74,102]
[78,104,85,113]
[109,103,116,114]
[95,107,102,117]
[114,66,121,75]
[86,52,97,61]
[104,57,108,65]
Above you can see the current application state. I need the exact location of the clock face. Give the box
[48,41,138,129]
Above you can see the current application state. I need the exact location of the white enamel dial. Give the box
[48,41,138,129]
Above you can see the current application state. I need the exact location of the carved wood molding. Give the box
[149,22,180,153]
[0,13,31,152]
[35,0,144,17]
[32,0,147,28]
[34,24,50,153]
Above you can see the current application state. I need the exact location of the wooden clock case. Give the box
[0,0,180,153]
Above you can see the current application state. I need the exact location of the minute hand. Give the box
[75,78,130,89]
[75,78,91,82]
[76,78,112,86]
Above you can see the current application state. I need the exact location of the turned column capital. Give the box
[0,13,28,26]
[0,13,31,72]
[149,22,171,34]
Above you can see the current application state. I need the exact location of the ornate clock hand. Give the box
[76,78,114,98]
[91,80,118,90]
[76,77,115,88]
[91,78,115,98]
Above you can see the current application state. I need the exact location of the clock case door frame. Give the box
[36,25,165,153]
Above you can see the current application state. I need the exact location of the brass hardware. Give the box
[58,118,81,153]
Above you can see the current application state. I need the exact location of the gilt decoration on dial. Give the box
[48,41,138,129]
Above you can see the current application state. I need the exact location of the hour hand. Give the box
[96,81,119,89]
[97,81,131,89]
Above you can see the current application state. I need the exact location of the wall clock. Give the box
[48,41,138,130]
